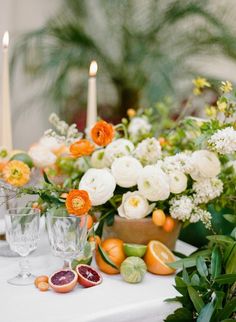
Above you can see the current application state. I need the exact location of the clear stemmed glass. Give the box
[5,207,40,285]
[46,213,88,268]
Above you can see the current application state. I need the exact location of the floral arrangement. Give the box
[1,79,235,238]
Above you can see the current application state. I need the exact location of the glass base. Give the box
[8,272,36,286]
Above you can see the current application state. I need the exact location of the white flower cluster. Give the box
[169,196,194,221]
[128,117,151,142]
[169,196,212,228]
[134,138,162,165]
[208,127,236,154]
[190,207,212,229]
[46,113,82,146]
[160,152,193,173]
[193,178,223,204]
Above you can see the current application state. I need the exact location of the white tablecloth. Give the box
[0,232,195,322]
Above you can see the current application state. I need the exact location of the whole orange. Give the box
[163,217,175,232]
[152,209,166,227]
[95,238,126,274]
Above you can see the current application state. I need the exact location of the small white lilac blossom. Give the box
[161,152,193,174]
[208,127,236,154]
[193,178,223,204]
[169,196,194,221]
[190,207,212,229]
[190,150,221,181]
[104,139,135,166]
[128,117,152,141]
[111,156,143,188]
[39,136,62,153]
[134,138,162,165]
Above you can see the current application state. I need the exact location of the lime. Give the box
[123,243,147,257]
[120,257,147,283]
[10,152,34,169]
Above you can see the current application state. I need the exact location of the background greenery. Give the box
[12,0,236,126]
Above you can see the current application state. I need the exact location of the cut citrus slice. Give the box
[144,240,176,275]
[49,269,78,293]
[123,243,147,257]
[76,264,103,288]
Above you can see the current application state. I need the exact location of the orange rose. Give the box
[90,120,114,146]
[66,189,91,216]
[70,139,94,158]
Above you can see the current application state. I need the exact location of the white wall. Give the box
[0,0,61,150]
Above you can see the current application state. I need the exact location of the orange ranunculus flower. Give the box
[70,139,95,158]
[90,120,114,146]
[66,189,91,216]
[3,160,30,187]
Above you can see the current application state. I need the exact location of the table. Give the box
[0,232,195,322]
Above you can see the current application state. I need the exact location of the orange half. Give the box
[144,240,176,275]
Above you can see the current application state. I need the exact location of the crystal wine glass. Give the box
[46,213,88,268]
[5,207,40,285]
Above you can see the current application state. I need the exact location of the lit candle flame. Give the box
[2,31,9,49]
[89,60,98,77]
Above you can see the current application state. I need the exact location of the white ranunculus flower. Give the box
[79,168,116,206]
[118,191,154,219]
[134,137,162,165]
[137,165,170,201]
[90,149,108,169]
[190,150,221,180]
[128,117,151,141]
[104,139,134,166]
[28,145,56,168]
[39,136,62,153]
[111,156,143,188]
[168,171,188,194]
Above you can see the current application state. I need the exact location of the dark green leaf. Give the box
[230,227,236,240]
[215,273,236,284]
[97,244,119,270]
[164,307,193,322]
[187,286,204,313]
[43,171,52,184]
[173,251,187,259]
[207,235,234,245]
[223,214,236,224]
[224,243,236,264]
[197,301,215,322]
[226,245,236,274]
[168,250,211,269]
[183,267,190,284]
[217,298,236,320]
[214,291,225,310]
[196,256,208,278]
[191,274,200,286]
[95,219,104,238]
[210,246,222,279]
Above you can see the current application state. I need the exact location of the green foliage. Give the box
[12,0,236,118]
[165,233,236,321]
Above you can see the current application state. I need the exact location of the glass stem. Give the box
[63,259,71,269]
[19,258,31,278]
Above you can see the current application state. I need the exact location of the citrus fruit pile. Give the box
[95,237,176,284]
[34,264,102,293]
[152,209,175,232]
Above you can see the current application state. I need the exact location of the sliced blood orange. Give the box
[76,264,103,288]
[144,240,176,275]
[49,269,78,293]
